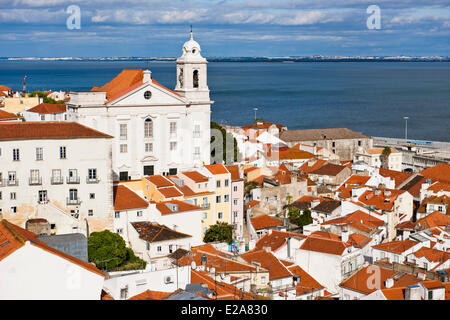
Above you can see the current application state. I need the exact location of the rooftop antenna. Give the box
[190,24,193,39]
[22,75,27,95]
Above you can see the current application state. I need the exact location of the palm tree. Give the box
[381,147,392,169]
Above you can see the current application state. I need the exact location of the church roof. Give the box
[91,69,182,103]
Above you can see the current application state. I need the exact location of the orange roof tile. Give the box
[340,265,420,294]
[182,171,209,183]
[27,103,66,114]
[420,164,450,184]
[0,121,112,141]
[158,186,183,198]
[241,250,292,281]
[300,236,350,256]
[145,175,174,188]
[381,287,405,300]
[113,185,149,211]
[128,289,171,300]
[225,165,242,181]
[0,109,21,121]
[252,230,306,252]
[0,220,106,278]
[358,188,406,211]
[416,211,450,229]
[372,239,418,254]
[250,215,283,230]
[205,164,230,175]
[155,200,202,215]
[287,265,325,295]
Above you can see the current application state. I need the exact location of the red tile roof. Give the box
[0,219,106,278]
[300,235,350,256]
[420,164,450,184]
[0,85,11,91]
[225,165,242,181]
[0,121,112,141]
[241,250,292,281]
[252,230,306,252]
[27,103,66,114]
[286,264,325,295]
[132,222,191,243]
[0,109,21,121]
[378,168,412,188]
[339,265,420,294]
[158,186,184,198]
[113,185,149,211]
[155,200,202,215]
[128,289,171,300]
[372,239,418,254]
[416,211,450,229]
[358,188,406,211]
[321,210,384,230]
[182,171,209,183]
[145,175,174,187]
[299,159,327,174]
[205,164,230,175]
[310,163,348,176]
[412,246,450,264]
[250,215,283,230]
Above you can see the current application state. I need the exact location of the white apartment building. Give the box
[67,32,212,180]
[354,147,403,172]
[0,122,114,235]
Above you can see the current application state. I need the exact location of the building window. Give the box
[170,142,177,151]
[117,228,123,234]
[88,210,94,216]
[137,211,143,217]
[193,125,201,138]
[233,186,238,192]
[144,142,153,153]
[203,212,208,219]
[144,118,153,138]
[194,147,200,158]
[216,180,221,188]
[170,122,177,136]
[38,190,47,203]
[0,192,2,200]
[157,246,162,252]
[120,287,128,300]
[225,179,229,187]
[358,140,362,147]
[234,211,238,218]
[36,147,43,161]
[10,192,16,200]
[224,195,229,202]
[216,195,221,203]
[60,146,66,159]
[218,212,223,220]
[115,211,120,219]
[88,168,97,181]
[146,242,150,251]
[428,290,433,300]
[233,199,238,205]
[119,123,127,139]
[12,148,19,161]
[11,207,17,213]
[120,144,128,153]
[90,193,95,199]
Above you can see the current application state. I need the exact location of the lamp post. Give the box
[253,107,258,122]
[403,116,409,140]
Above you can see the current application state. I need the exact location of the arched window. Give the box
[193,70,199,88]
[144,118,153,138]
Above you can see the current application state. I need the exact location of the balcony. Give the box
[193,131,201,138]
[51,176,64,185]
[86,177,100,184]
[29,177,42,186]
[66,176,80,184]
[67,197,81,205]
[7,180,18,186]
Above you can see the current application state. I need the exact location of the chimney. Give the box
[341,228,349,243]
[405,285,421,300]
[385,278,394,289]
[263,246,271,253]
[143,69,152,83]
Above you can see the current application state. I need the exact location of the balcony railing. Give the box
[66,176,80,184]
[7,179,18,186]
[193,131,201,138]
[67,197,81,205]
[51,176,64,184]
[86,177,100,184]
[29,177,42,186]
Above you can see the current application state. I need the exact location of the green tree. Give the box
[381,146,392,169]
[288,208,312,228]
[88,230,146,271]
[210,121,241,164]
[29,90,65,104]
[203,222,234,244]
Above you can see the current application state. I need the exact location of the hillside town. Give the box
[0,33,449,301]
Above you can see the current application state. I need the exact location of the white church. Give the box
[67,32,212,181]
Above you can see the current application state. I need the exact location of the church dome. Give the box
[182,32,201,56]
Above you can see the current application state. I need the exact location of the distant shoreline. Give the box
[1,57,449,63]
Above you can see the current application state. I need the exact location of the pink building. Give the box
[226,165,245,241]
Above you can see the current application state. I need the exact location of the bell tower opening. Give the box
[193,70,199,88]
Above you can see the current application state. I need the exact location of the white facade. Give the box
[0,132,114,234]
[67,33,212,180]
[0,241,104,300]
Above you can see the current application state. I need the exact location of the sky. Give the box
[0,0,449,57]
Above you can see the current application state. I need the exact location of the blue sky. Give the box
[0,0,449,57]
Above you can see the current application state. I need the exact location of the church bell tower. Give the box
[174,30,210,102]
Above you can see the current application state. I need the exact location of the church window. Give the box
[144,91,152,100]
[193,70,199,88]
[144,118,153,138]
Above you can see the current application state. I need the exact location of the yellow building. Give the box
[3,95,41,114]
